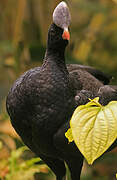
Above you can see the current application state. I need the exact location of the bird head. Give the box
[53,1,71,41]
[47,2,71,51]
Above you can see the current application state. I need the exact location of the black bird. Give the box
[6,2,117,180]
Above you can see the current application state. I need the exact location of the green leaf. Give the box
[70,98,117,165]
[25,157,41,167]
[65,128,74,143]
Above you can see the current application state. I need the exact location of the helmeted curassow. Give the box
[6,2,117,180]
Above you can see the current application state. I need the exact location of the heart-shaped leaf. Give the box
[66,98,117,164]
[65,127,73,143]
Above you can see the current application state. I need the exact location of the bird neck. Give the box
[44,48,66,67]
[45,46,65,58]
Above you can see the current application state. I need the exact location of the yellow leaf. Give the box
[65,128,74,143]
[70,98,117,165]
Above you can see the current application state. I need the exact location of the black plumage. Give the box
[6,2,117,180]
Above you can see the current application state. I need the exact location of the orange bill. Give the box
[62,29,70,40]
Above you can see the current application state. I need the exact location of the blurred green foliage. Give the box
[0,0,117,179]
[0,144,53,180]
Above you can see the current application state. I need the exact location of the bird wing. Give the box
[68,64,104,97]
[67,64,111,85]
[67,64,114,107]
